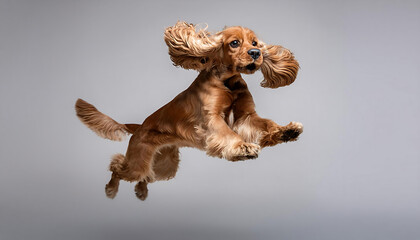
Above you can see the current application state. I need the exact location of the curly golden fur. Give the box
[75,22,303,201]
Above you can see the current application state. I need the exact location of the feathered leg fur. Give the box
[224,76,303,147]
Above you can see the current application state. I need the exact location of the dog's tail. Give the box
[75,98,141,141]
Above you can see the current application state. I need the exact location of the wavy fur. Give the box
[260,45,299,88]
[164,22,222,71]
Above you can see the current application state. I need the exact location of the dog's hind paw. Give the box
[134,181,148,201]
[105,173,120,199]
[105,184,118,199]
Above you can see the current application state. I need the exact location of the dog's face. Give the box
[220,27,263,74]
[164,22,299,88]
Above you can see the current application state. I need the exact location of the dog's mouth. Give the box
[246,63,256,71]
[237,63,258,73]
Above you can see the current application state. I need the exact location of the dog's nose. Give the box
[248,49,261,60]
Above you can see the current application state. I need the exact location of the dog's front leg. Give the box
[257,120,303,148]
[233,113,303,147]
[205,114,261,161]
[231,83,303,148]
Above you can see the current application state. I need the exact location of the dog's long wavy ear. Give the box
[260,45,299,88]
[164,22,222,71]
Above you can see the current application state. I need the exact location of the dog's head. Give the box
[164,22,299,88]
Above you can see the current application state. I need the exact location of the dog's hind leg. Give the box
[133,145,180,201]
[105,143,156,199]
[105,153,125,198]
[104,147,155,200]
[106,129,176,198]
[153,145,180,181]
[105,173,120,199]
[104,128,176,199]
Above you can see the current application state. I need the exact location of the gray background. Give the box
[1,0,419,239]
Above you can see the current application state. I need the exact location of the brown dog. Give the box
[75,22,303,200]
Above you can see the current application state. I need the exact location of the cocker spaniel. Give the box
[75,22,303,200]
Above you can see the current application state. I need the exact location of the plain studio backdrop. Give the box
[1,0,419,239]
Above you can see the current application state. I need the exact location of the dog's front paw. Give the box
[226,142,261,161]
[260,122,303,147]
[279,122,303,142]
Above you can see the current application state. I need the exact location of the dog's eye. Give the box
[229,40,240,48]
[252,41,258,46]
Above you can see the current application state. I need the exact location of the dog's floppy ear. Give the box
[164,22,222,71]
[260,44,299,88]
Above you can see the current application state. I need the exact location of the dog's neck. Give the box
[208,64,242,81]
[194,68,243,93]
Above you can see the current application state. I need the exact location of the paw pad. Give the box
[280,129,301,142]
